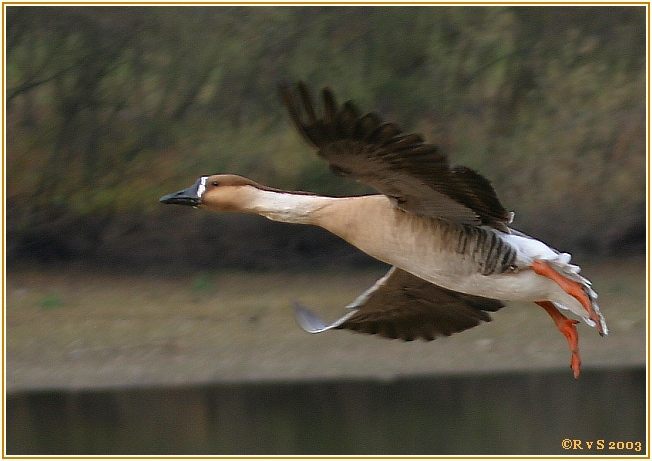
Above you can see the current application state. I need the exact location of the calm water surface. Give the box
[7,368,645,455]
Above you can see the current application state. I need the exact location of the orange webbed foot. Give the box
[536,301,582,379]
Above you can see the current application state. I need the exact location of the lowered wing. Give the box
[294,267,504,341]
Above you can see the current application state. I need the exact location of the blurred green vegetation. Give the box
[6,6,645,267]
[38,294,64,310]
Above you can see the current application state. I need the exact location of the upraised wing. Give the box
[294,267,503,341]
[279,82,512,231]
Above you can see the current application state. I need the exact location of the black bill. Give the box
[159,177,206,206]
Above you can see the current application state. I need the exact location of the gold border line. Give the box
[33,455,649,458]
[1,2,649,460]
[1,1,651,5]
[645,1,650,459]
[3,2,7,459]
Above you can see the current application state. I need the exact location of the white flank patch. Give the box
[499,232,559,264]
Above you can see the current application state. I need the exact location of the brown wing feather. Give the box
[339,268,502,341]
[279,82,511,231]
[293,267,504,342]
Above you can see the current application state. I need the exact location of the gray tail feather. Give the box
[550,255,608,336]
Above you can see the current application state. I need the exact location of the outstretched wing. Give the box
[279,82,512,231]
[294,267,504,341]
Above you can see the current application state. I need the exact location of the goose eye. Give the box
[212,181,220,187]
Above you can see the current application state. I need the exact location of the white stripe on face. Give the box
[197,176,208,198]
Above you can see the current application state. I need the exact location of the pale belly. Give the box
[317,196,578,307]
[357,231,559,302]
[385,243,585,321]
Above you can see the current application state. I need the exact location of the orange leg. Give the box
[536,301,581,379]
[531,260,603,335]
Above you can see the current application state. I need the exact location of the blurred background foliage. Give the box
[6,6,645,270]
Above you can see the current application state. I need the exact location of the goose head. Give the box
[160,174,262,212]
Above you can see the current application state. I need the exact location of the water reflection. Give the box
[7,368,645,455]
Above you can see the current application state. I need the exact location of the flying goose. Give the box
[160,82,608,378]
